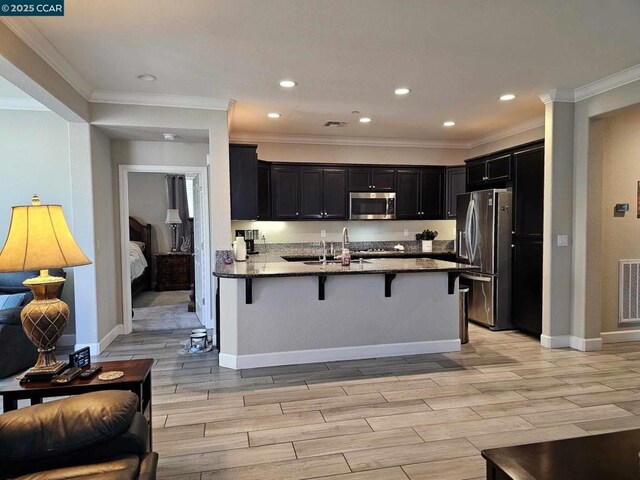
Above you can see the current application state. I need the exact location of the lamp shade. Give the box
[0,197,91,272]
[165,209,182,224]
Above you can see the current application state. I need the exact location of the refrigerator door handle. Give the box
[461,273,492,282]
[458,231,468,259]
[465,198,475,263]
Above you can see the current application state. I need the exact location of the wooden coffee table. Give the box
[482,429,640,479]
[0,359,154,449]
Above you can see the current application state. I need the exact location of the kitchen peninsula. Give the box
[213,252,478,369]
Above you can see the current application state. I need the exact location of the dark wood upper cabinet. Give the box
[348,168,395,192]
[396,169,421,219]
[322,168,347,219]
[256,161,271,220]
[395,168,444,220]
[421,168,444,219]
[466,153,512,189]
[271,165,300,220]
[512,145,544,238]
[299,168,323,219]
[445,166,466,219]
[229,145,259,220]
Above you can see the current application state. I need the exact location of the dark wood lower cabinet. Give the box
[156,253,193,291]
[511,241,542,336]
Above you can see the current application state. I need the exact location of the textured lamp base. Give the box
[21,273,69,379]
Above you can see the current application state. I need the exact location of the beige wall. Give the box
[468,126,545,158]
[597,106,640,332]
[0,109,77,336]
[90,126,120,340]
[128,172,171,254]
[256,142,466,166]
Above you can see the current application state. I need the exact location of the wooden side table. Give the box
[482,429,640,479]
[0,359,154,449]
[156,252,193,291]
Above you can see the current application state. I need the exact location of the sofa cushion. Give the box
[14,454,142,480]
[0,293,26,309]
[0,306,23,325]
[0,391,139,462]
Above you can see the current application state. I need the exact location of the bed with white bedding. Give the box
[129,217,152,296]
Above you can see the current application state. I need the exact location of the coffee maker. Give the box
[235,229,259,255]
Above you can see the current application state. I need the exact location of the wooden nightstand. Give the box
[155,253,193,291]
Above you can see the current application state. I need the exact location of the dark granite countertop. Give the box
[213,256,477,279]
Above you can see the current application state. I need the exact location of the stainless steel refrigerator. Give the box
[456,189,513,330]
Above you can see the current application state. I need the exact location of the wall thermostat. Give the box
[615,203,629,213]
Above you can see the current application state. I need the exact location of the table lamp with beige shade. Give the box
[0,195,91,378]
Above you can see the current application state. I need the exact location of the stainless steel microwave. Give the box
[349,192,396,220]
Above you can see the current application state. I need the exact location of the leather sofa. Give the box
[0,269,65,378]
[0,390,158,479]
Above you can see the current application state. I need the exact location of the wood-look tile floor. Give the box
[8,324,640,479]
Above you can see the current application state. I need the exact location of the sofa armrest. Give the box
[138,452,159,480]
[0,307,22,325]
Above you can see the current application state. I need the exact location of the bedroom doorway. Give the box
[118,165,212,335]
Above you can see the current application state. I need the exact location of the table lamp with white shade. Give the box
[165,208,182,252]
[0,195,91,378]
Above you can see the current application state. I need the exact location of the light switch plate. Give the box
[320,230,326,238]
[403,229,409,237]
[557,234,569,247]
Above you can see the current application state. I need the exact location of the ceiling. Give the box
[9,0,640,141]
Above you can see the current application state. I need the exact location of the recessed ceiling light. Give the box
[500,93,516,101]
[394,87,411,95]
[137,74,157,82]
[443,121,456,127]
[359,117,372,123]
[279,80,297,88]
[267,112,281,118]
[162,133,176,141]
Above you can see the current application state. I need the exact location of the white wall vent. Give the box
[619,260,640,324]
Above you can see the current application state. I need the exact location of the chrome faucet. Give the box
[321,239,327,264]
[342,227,349,250]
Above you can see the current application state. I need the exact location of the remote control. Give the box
[51,367,83,384]
[79,365,102,379]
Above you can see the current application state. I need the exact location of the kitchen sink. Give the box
[302,259,371,265]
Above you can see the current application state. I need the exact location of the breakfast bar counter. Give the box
[214,256,478,370]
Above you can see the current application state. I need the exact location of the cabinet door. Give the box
[513,145,544,237]
[371,169,396,191]
[445,166,466,219]
[395,169,421,219]
[271,166,300,220]
[421,169,444,219]
[486,154,511,181]
[348,169,371,191]
[256,162,271,220]
[466,161,486,186]
[323,168,347,219]
[229,145,258,220]
[512,241,543,336]
[299,168,323,219]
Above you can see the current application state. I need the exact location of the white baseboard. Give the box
[540,334,602,351]
[601,329,640,344]
[219,339,461,370]
[75,324,123,356]
[57,334,76,347]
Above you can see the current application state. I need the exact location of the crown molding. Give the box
[227,98,237,130]
[574,63,640,102]
[90,91,229,110]
[1,18,94,100]
[538,88,575,105]
[468,115,545,148]
[0,96,48,111]
[229,132,472,149]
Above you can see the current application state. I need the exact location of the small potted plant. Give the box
[415,229,438,252]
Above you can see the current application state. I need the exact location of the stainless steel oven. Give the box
[349,192,396,220]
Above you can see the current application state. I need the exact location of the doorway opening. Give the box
[118,165,212,335]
